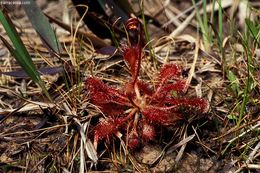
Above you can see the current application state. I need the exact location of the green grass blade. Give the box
[245,18,260,47]
[192,0,210,51]
[0,9,52,101]
[140,1,156,66]
[226,70,241,95]
[237,34,255,126]
[22,0,61,56]
[218,0,223,56]
[202,0,209,38]
[192,0,204,33]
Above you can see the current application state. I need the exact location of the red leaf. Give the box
[125,80,153,97]
[94,118,126,146]
[152,80,186,102]
[159,64,182,84]
[127,129,140,149]
[142,106,183,125]
[86,77,110,102]
[97,103,127,117]
[159,80,186,93]
[165,97,209,113]
[137,80,154,96]
[123,45,141,82]
[141,122,156,141]
[85,77,128,105]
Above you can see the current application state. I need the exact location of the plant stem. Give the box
[140,0,157,67]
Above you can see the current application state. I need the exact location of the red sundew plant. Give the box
[85,18,209,149]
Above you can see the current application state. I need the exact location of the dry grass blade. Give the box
[227,122,260,144]
[175,127,188,163]
[0,124,66,137]
[0,101,55,115]
[221,121,260,155]
[234,142,260,173]
[199,0,233,13]
[75,118,98,168]
[166,134,195,155]
[169,11,196,38]
[98,57,123,72]
[80,138,85,173]
[162,0,202,28]
[184,39,200,93]
[45,14,108,48]
[148,133,196,168]
[213,117,260,140]
[85,139,98,166]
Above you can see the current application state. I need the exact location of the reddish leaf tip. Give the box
[127,131,140,149]
[94,118,126,147]
[125,18,140,31]
[142,106,182,125]
[141,122,156,141]
[159,64,182,83]
[123,45,141,81]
